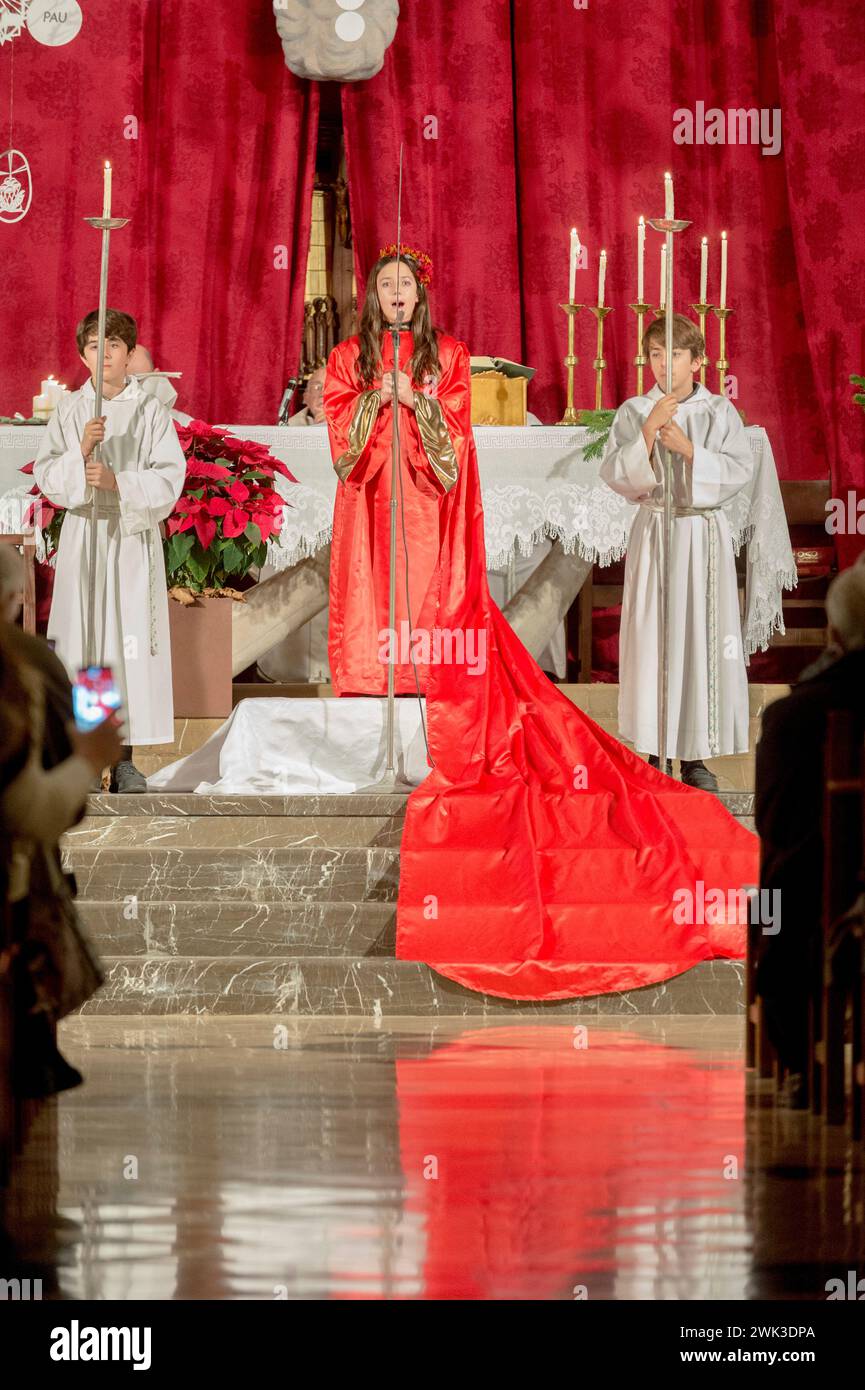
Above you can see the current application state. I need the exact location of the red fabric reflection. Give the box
[396,1026,745,1300]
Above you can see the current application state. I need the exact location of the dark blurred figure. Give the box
[0,546,121,1097]
[755,564,865,1098]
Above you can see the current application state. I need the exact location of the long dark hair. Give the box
[356,255,441,388]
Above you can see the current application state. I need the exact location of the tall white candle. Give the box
[664,171,674,220]
[102,161,112,219]
[597,250,607,308]
[637,216,645,302]
[699,236,708,304]
[659,243,666,309]
[720,230,728,308]
[569,227,579,302]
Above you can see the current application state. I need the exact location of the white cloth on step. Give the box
[146,697,432,794]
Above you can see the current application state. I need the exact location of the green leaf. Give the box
[244,521,262,546]
[186,548,208,584]
[221,541,244,574]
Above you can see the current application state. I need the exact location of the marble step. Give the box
[64,846,401,903]
[77,899,395,957]
[79,955,745,1017]
[65,814,405,850]
[85,793,412,817]
[83,790,755,821]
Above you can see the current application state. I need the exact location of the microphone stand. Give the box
[362,150,415,794]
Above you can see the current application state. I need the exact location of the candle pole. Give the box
[629,301,651,395]
[83,171,129,668]
[646,210,691,772]
[587,306,613,410]
[557,301,584,424]
[690,301,713,387]
[713,306,732,398]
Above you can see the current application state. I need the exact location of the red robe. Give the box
[324,330,758,1001]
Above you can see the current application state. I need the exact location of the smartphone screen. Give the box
[72,666,122,731]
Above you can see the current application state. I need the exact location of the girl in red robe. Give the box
[324,249,757,1002]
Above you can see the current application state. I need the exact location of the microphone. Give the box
[277,376,301,425]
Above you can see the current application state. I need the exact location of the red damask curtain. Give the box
[340,0,523,365]
[1,0,318,424]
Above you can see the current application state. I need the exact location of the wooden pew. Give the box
[815,713,865,1124]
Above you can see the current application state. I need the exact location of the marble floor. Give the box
[4,1014,864,1301]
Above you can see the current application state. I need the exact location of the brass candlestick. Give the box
[587,305,613,410]
[691,301,712,386]
[557,301,584,425]
[629,300,651,395]
[713,306,732,396]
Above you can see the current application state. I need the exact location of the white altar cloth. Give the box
[147,697,431,795]
[1,420,795,656]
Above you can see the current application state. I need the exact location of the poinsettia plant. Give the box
[21,419,297,596]
[166,420,296,595]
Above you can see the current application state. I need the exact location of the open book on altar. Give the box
[470,356,535,381]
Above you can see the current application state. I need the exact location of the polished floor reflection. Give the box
[4,1015,865,1299]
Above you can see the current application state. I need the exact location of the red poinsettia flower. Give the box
[187,459,233,482]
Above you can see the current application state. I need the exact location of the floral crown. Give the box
[377,243,433,287]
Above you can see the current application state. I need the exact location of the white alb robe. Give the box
[33,376,186,745]
[599,383,754,760]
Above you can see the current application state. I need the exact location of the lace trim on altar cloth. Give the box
[0,425,799,660]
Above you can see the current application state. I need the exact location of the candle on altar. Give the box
[32,394,50,420]
[664,171,674,220]
[637,216,645,302]
[699,236,708,304]
[40,377,67,408]
[720,230,728,308]
[569,227,581,301]
[102,161,112,219]
[659,243,666,309]
[597,249,607,308]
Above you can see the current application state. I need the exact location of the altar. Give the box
[0,419,794,668]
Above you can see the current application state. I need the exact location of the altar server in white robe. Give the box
[34,309,186,792]
[600,313,753,792]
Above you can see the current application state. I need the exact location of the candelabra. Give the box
[713,306,732,397]
[587,306,613,410]
[557,301,584,424]
[691,302,712,386]
[629,301,651,396]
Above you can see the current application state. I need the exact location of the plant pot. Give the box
[168,595,233,718]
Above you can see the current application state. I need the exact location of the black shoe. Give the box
[647,754,673,776]
[680,759,719,793]
[109,760,148,794]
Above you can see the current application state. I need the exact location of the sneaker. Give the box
[109,760,148,794]
[680,759,719,793]
[647,754,673,776]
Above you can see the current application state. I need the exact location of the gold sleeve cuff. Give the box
[334,389,381,482]
[414,393,459,493]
